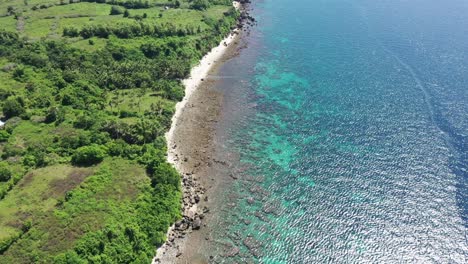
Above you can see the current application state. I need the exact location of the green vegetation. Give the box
[0,162,11,181]
[71,145,107,166]
[0,0,239,262]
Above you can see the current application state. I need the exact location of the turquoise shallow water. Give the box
[208,0,468,262]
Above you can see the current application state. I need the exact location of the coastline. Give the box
[165,23,240,174]
[153,2,248,263]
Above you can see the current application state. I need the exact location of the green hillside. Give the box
[0,0,238,262]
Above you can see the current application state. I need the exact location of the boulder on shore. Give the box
[192,216,202,230]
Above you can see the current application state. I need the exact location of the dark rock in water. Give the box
[262,204,275,214]
[247,197,255,204]
[192,216,201,230]
[243,236,262,257]
[256,175,265,183]
[243,219,251,225]
[224,246,240,257]
[249,186,257,194]
[262,201,281,215]
[228,231,242,241]
[254,211,262,218]
[254,211,269,222]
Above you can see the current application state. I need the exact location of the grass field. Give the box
[0,0,232,40]
[0,165,94,241]
[0,159,150,263]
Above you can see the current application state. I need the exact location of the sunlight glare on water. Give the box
[209,0,468,262]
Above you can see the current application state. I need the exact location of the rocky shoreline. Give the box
[152,2,255,263]
[152,56,238,264]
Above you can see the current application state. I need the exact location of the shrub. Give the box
[73,112,96,129]
[0,162,12,181]
[191,0,210,10]
[0,129,10,142]
[1,143,23,159]
[22,155,37,167]
[109,5,124,15]
[140,43,162,58]
[2,97,25,119]
[119,110,138,118]
[150,162,180,188]
[63,27,79,37]
[71,145,107,166]
[44,106,59,123]
[0,30,19,45]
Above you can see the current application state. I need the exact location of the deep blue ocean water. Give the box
[208,0,468,262]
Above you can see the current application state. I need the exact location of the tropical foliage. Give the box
[0,0,239,262]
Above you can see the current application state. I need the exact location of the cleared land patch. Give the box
[0,165,93,242]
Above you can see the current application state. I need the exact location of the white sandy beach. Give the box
[153,2,241,263]
[165,29,239,168]
[165,0,240,167]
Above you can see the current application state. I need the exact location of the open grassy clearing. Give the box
[0,158,152,263]
[107,88,175,114]
[1,0,233,41]
[0,165,94,241]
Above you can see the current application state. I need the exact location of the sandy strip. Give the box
[153,2,241,263]
[165,30,239,168]
[165,0,241,167]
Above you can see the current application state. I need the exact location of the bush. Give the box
[109,5,124,15]
[0,129,10,142]
[119,110,138,118]
[150,162,180,188]
[1,142,24,159]
[63,27,79,37]
[0,162,12,181]
[44,106,59,123]
[191,0,210,10]
[73,112,96,129]
[2,97,25,119]
[71,145,107,166]
[140,43,162,58]
[22,155,37,167]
